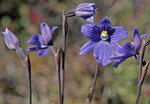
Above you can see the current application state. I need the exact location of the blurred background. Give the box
[0,0,150,104]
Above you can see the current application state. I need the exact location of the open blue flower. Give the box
[75,3,96,23]
[110,27,147,68]
[27,22,58,56]
[80,17,128,66]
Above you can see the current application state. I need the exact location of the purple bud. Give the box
[2,28,21,50]
[75,3,96,23]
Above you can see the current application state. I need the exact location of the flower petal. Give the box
[133,27,141,52]
[99,17,112,31]
[37,48,49,56]
[28,34,46,48]
[113,57,127,68]
[80,40,98,54]
[118,42,135,55]
[27,46,38,52]
[94,41,113,65]
[2,28,21,50]
[110,42,122,56]
[51,26,58,35]
[81,24,101,42]
[40,22,53,45]
[140,34,147,40]
[109,26,128,42]
[75,3,96,23]
[4,36,15,50]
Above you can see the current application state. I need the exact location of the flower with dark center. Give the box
[27,22,58,56]
[80,17,128,65]
[110,27,147,68]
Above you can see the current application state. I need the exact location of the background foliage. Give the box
[0,0,150,104]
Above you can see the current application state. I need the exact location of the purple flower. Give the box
[27,22,58,56]
[80,17,128,66]
[2,28,27,60]
[2,28,21,50]
[75,3,96,23]
[110,27,147,68]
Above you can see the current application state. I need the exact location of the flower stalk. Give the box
[55,49,62,104]
[85,63,99,104]
[62,12,68,104]
[25,54,32,104]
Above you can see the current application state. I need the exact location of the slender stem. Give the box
[135,61,149,104]
[25,54,32,104]
[135,80,142,104]
[55,55,61,104]
[85,63,99,104]
[62,12,68,104]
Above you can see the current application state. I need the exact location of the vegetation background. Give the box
[0,0,150,104]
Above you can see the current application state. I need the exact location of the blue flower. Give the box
[75,3,96,23]
[110,27,147,68]
[80,17,128,66]
[2,28,27,60]
[27,22,58,56]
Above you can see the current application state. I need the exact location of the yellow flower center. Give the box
[101,31,108,40]
[132,42,134,44]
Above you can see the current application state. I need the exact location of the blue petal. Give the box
[118,42,135,55]
[94,41,113,65]
[140,34,147,40]
[51,26,58,35]
[75,3,96,23]
[109,26,128,42]
[99,17,112,31]
[81,24,101,42]
[40,22,52,45]
[133,27,141,52]
[37,48,49,56]
[27,46,38,52]
[80,40,98,54]
[28,34,46,48]
[86,16,95,24]
[110,42,122,56]
[113,57,127,68]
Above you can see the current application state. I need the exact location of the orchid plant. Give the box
[1,2,150,104]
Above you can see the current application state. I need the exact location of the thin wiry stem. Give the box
[135,61,149,104]
[85,63,99,104]
[61,12,68,104]
[25,54,32,104]
[55,53,61,104]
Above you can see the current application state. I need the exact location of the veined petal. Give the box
[2,28,21,50]
[40,22,52,45]
[80,40,98,54]
[133,27,141,52]
[118,41,135,55]
[111,42,122,56]
[4,36,15,50]
[81,24,101,42]
[110,26,128,42]
[28,34,46,48]
[37,48,49,57]
[94,41,113,65]
[113,57,127,68]
[27,46,38,52]
[75,3,96,23]
[99,17,112,31]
